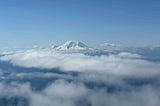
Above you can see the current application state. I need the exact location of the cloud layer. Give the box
[0,49,160,106]
[0,80,160,106]
[1,49,160,78]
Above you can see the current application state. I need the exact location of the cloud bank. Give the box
[0,49,160,106]
[0,80,160,106]
[1,49,160,78]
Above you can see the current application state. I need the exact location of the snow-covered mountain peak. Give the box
[54,40,89,50]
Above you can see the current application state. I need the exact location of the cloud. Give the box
[30,80,88,106]
[0,80,88,106]
[0,49,160,106]
[88,86,160,106]
[1,49,160,78]
[0,80,160,106]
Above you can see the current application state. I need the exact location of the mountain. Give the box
[51,41,160,61]
[53,41,90,51]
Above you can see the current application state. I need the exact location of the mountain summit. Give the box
[53,40,89,50]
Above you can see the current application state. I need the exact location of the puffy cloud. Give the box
[0,80,160,106]
[0,82,31,97]
[1,49,160,78]
[0,49,160,106]
[0,80,88,106]
[10,72,74,80]
[30,80,88,106]
[88,86,160,106]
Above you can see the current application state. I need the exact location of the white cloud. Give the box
[0,80,88,106]
[0,49,160,106]
[1,49,160,78]
[0,80,160,106]
[30,80,88,106]
[88,86,160,106]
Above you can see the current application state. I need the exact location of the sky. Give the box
[0,0,160,47]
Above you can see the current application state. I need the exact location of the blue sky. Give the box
[0,0,160,47]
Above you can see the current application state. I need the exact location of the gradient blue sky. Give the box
[0,0,160,47]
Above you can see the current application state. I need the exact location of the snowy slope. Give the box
[53,41,90,50]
